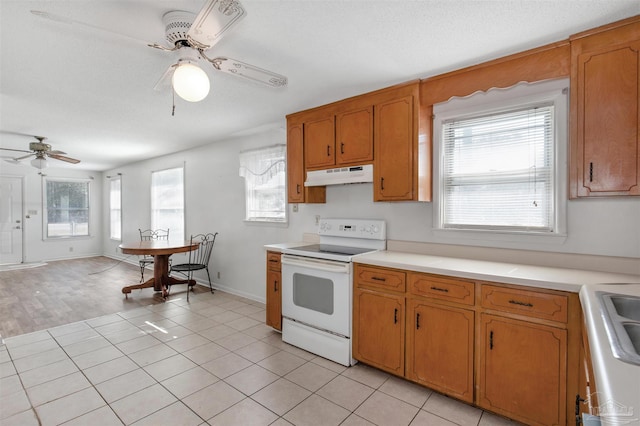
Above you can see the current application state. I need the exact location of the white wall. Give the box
[99,124,639,304]
[1,162,103,263]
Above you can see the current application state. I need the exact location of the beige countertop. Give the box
[352,250,640,293]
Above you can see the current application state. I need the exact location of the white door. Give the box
[0,176,23,264]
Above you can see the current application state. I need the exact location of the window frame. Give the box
[239,144,288,224]
[109,176,122,241]
[151,166,185,241]
[432,78,569,242]
[43,177,91,239]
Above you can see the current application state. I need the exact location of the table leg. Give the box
[121,278,155,297]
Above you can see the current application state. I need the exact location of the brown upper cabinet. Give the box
[336,106,374,165]
[570,16,640,197]
[287,81,430,203]
[286,123,326,203]
[304,106,373,169]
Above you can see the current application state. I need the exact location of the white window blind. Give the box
[151,167,185,240]
[109,176,121,240]
[239,145,286,222]
[442,104,554,232]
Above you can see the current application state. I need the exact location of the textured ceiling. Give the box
[1,0,638,171]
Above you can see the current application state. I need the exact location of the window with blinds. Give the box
[442,105,554,231]
[433,78,569,237]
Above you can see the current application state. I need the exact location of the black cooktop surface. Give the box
[288,244,375,256]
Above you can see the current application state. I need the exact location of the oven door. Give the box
[281,254,352,337]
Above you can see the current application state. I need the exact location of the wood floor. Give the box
[0,256,204,339]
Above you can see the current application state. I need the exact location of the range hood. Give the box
[305,164,373,186]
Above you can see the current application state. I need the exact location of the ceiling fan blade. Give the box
[13,153,36,161]
[210,57,287,87]
[48,153,81,164]
[48,149,68,155]
[187,0,246,50]
[0,147,31,154]
[154,64,177,91]
[31,10,152,45]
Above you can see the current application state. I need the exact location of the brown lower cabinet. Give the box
[477,314,567,425]
[265,251,282,331]
[352,263,581,426]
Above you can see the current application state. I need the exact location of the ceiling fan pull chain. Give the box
[172,89,176,117]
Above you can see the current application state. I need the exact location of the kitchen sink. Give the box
[610,296,640,321]
[598,292,640,366]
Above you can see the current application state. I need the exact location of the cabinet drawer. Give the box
[266,251,281,271]
[355,265,405,292]
[481,284,568,323]
[409,273,475,306]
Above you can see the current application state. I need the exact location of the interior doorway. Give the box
[0,176,24,264]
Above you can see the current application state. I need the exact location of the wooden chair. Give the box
[169,232,218,300]
[138,228,169,282]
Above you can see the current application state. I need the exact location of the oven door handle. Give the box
[281,254,350,274]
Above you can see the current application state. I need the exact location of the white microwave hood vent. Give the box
[305,164,373,186]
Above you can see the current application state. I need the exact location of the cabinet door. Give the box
[304,116,335,169]
[353,288,404,375]
[266,269,282,330]
[478,314,567,425]
[406,299,474,402]
[374,96,414,200]
[336,106,373,165]
[287,124,305,203]
[574,41,640,196]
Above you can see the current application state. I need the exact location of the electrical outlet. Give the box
[315,215,320,225]
[292,204,298,212]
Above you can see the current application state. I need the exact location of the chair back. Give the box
[187,232,218,267]
[139,228,170,241]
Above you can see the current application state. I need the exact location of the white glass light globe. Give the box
[172,63,210,102]
[30,157,47,169]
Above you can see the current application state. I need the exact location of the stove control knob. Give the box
[372,225,380,234]
[364,226,371,233]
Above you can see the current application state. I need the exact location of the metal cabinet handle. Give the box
[327,145,331,156]
[416,313,420,329]
[296,184,301,194]
[340,142,345,154]
[489,330,494,350]
[430,286,449,293]
[589,162,593,182]
[394,308,398,324]
[371,276,386,282]
[380,177,385,190]
[508,299,533,307]
[274,280,278,292]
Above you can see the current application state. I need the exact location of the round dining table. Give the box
[119,240,199,298]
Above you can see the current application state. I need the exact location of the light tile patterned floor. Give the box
[0,289,521,426]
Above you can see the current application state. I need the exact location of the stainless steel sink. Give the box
[610,296,640,321]
[598,292,640,366]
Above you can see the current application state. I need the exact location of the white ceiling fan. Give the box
[31,0,287,104]
[149,0,288,102]
[1,136,80,169]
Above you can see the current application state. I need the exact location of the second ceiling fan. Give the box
[149,0,288,102]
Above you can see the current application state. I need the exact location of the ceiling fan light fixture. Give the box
[172,62,210,102]
[31,156,47,169]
